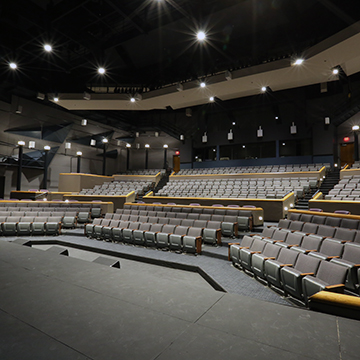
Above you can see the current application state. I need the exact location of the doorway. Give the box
[340,142,354,167]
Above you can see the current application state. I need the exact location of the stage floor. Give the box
[0,240,359,360]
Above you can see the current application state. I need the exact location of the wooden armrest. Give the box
[287,244,298,248]
[301,272,314,276]
[327,256,340,259]
[229,242,240,246]
[325,284,345,293]
[304,249,317,253]
[251,251,262,254]
[264,257,276,260]
[282,264,294,267]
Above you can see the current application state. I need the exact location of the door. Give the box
[340,142,354,167]
[173,155,180,173]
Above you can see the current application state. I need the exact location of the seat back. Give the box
[158,217,170,225]
[249,238,266,252]
[119,221,130,228]
[312,215,326,225]
[262,227,275,238]
[288,220,304,231]
[294,253,321,273]
[340,218,359,230]
[193,220,207,228]
[211,214,224,222]
[316,260,348,284]
[169,218,182,226]
[161,224,177,234]
[276,247,299,264]
[149,223,163,232]
[139,223,152,231]
[318,239,344,257]
[129,215,138,222]
[181,219,195,227]
[333,227,356,242]
[278,219,291,229]
[325,217,341,227]
[187,227,202,237]
[300,235,323,251]
[187,213,200,220]
[120,214,130,221]
[199,214,211,221]
[316,225,336,238]
[138,216,149,223]
[262,242,282,257]
[301,222,318,234]
[284,232,303,246]
[206,221,221,230]
[299,214,313,223]
[271,229,288,241]
[173,225,189,236]
[109,220,120,227]
[175,213,187,219]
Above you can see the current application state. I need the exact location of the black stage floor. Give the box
[0,239,359,360]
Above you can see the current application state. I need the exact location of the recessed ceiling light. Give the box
[209,96,214,102]
[9,62,17,69]
[44,44,52,52]
[332,68,339,75]
[197,31,206,41]
[98,67,106,74]
[200,82,206,88]
[130,97,136,103]
[261,86,267,92]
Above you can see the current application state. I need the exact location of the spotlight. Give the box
[293,58,304,66]
[130,97,136,103]
[155,132,159,137]
[200,82,206,88]
[261,86,267,93]
[53,97,59,102]
[232,122,236,125]
[325,117,330,125]
[98,67,106,74]
[44,44,52,52]
[257,126,263,137]
[126,143,131,148]
[228,129,233,140]
[197,31,206,41]
[209,96,214,102]
[9,62,17,69]
[290,122,297,134]
[180,134,184,141]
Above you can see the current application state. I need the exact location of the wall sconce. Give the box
[136,143,141,149]
[29,141,35,149]
[180,134,185,141]
[290,122,297,134]
[81,119,87,126]
[257,126,263,138]
[90,139,96,146]
[227,129,233,140]
[126,143,131,148]
[145,144,150,148]
[65,142,71,149]
[325,117,330,125]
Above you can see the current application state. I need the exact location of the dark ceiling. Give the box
[1,0,360,135]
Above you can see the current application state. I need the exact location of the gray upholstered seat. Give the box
[331,243,360,292]
[302,260,348,303]
[203,221,222,245]
[251,242,282,279]
[62,216,76,229]
[229,236,254,266]
[145,223,164,247]
[183,227,203,254]
[102,220,120,240]
[77,212,90,224]
[2,216,21,236]
[265,247,299,289]
[91,207,102,218]
[308,238,344,261]
[32,216,48,236]
[240,238,267,271]
[85,218,100,237]
[122,222,141,244]
[292,234,323,254]
[133,223,152,246]
[277,231,304,248]
[45,216,62,235]
[316,225,336,238]
[112,221,130,242]
[280,254,321,300]
[93,219,111,239]
[168,225,189,251]
[17,216,34,236]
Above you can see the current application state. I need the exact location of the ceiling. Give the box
[1,0,360,135]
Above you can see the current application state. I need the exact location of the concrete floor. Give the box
[0,240,359,360]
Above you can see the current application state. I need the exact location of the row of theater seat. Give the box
[0,216,63,236]
[0,209,95,236]
[0,202,102,209]
[115,209,251,234]
[85,217,205,254]
[230,229,360,303]
[117,169,164,175]
[288,212,360,230]
[176,163,329,175]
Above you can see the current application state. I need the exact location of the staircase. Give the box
[295,187,319,210]
[152,172,170,195]
[318,168,340,196]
